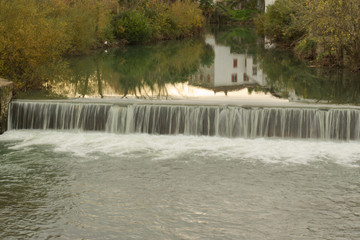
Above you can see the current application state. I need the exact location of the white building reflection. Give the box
[265,0,275,11]
[189,34,267,95]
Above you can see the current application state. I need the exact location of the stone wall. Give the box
[0,78,13,134]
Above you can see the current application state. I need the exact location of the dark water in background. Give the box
[1,131,360,239]
[16,26,360,105]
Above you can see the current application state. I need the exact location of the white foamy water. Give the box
[2,130,360,240]
[1,130,360,167]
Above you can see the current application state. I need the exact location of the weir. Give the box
[8,100,360,140]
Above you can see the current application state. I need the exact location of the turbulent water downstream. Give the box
[1,130,360,239]
[1,100,360,239]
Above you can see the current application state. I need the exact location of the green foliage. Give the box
[0,0,116,90]
[142,0,172,40]
[257,0,304,44]
[0,0,205,91]
[200,44,215,66]
[44,37,211,98]
[213,26,259,54]
[213,0,260,23]
[260,48,360,104]
[63,1,114,53]
[0,0,70,89]
[294,38,316,59]
[167,0,205,38]
[199,0,215,18]
[298,0,360,69]
[216,2,257,22]
[112,0,205,43]
[257,0,360,70]
[110,38,205,96]
[113,9,152,43]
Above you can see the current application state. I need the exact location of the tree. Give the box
[296,0,360,69]
[0,0,116,90]
[0,0,70,89]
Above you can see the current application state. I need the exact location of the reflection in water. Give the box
[48,38,214,99]
[261,50,360,104]
[24,26,360,105]
[189,31,266,96]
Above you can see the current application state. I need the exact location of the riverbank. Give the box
[0,0,206,92]
[0,78,13,134]
[256,0,360,71]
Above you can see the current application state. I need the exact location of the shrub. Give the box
[295,38,316,60]
[0,0,116,90]
[113,9,152,44]
[168,0,205,38]
[259,0,304,44]
[61,0,114,53]
[112,0,205,42]
[0,0,70,89]
[142,0,172,40]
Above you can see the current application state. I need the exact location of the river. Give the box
[1,26,360,239]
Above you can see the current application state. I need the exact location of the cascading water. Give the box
[8,100,360,140]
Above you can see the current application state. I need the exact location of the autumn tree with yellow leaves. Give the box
[257,0,360,70]
[0,0,117,90]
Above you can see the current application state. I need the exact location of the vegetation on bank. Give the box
[0,0,205,91]
[256,0,360,71]
[114,0,204,43]
[198,0,264,24]
[0,0,117,90]
[212,0,263,23]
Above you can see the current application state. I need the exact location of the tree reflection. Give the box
[110,39,212,98]
[47,37,214,99]
[260,48,360,105]
[212,26,360,105]
[32,26,360,105]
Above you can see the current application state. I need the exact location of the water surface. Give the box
[3,26,360,240]
[16,26,360,106]
[1,131,360,239]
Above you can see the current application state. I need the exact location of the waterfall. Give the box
[8,100,360,140]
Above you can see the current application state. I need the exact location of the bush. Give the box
[112,0,205,43]
[295,38,316,60]
[0,0,70,89]
[168,0,205,38]
[142,0,172,40]
[61,0,114,53]
[0,0,117,90]
[258,0,304,44]
[113,9,152,44]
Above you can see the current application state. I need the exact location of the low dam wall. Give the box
[0,78,13,134]
[8,100,360,140]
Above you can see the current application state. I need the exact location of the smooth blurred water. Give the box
[1,130,360,239]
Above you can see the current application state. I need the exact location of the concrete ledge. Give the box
[11,98,360,110]
[0,78,13,134]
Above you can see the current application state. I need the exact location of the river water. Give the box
[2,26,360,239]
[1,131,360,239]
[16,26,360,105]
